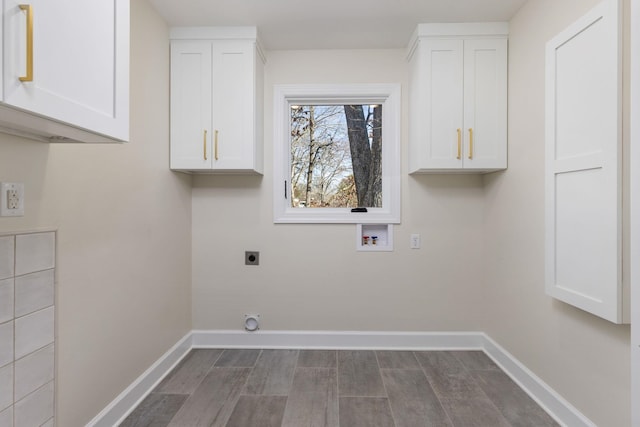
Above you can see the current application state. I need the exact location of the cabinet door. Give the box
[2,0,128,140]
[211,40,255,170]
[545,0,622,323]
[463,38,507,170]
[170,42,212,170]
[415,39,464,170]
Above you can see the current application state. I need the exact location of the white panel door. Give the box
[211,40,254,170]
[170,42,212,170]
[463,39,507,170]
[2,0,128,140]
[545,0,622,322]
[419,39,464,170]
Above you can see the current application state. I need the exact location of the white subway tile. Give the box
[15,344,54,402]
[0,233,57,427]
[0,236,13,280]
[0,279,13,324]
[0,406,12,427]
[0,363,12,411]
[0,322,12,368]
[15,232,55,276]
[14,381,54,427]
[15,270,54,317]
[15,307,54,360]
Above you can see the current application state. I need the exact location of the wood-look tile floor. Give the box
[119,349,559,427]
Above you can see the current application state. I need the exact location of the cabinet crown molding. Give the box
[407,22,509,60]
[170,26,265,64]
[170,26,258,41]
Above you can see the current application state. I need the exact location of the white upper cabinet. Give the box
[169,41,212,170]
[1,0,129,142]
[170,27,265,174]
[545,0,625,323]
[407,23,508,173]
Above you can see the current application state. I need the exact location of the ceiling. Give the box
[147,0,527,50]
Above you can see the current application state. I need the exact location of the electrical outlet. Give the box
[245,251,260,266]
[7,190,19,209]
[0,182,24,217]
[410,233,421,249]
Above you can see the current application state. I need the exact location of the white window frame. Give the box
[273,83,401,224]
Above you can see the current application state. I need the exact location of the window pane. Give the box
[290,104,382,208]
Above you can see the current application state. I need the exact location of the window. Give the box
[274,84,401,223]
[290,104,382,209]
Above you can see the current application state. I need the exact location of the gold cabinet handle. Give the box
[214,130,219,161]
[203,130,207,160]
[456,128,461,160]
[468,128,474,160]
[18,4,33,82]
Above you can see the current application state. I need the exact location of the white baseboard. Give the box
[481,334,596,427]
[191,329,485,350]
[85,332,192,427]
[87,330,594,427]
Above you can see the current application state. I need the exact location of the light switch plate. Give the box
[1,182,24,217]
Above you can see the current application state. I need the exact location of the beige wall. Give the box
[483,0,631,425]
[631,0,640,423]
[0,1,192,425]
[192,49,487,332]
